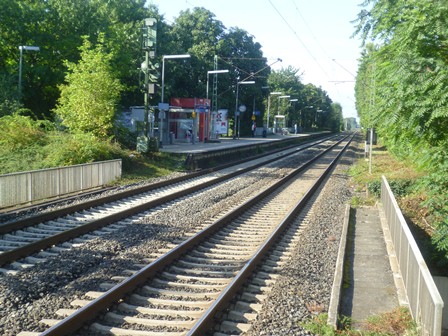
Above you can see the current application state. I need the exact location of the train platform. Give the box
[158,132,329,170]
[338,205,406,330]
[158,133,303,154]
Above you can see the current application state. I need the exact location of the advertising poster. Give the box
[214,109,228,134]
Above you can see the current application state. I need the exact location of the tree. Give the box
[0,0,150,118]
[54,35,122,138]
[354,0,448,262]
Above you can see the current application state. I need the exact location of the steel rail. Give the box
[187,133,355,335]
[38,134,351,336]
[0,136,336,266]
[0,135,333,234]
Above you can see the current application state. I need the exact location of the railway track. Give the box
[0,135,336,274]
[17,133,353,336]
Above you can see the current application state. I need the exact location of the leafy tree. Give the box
[0,0,150,118]
[329,102,343,132]
[54,35,123,138]
[354,0,448,261]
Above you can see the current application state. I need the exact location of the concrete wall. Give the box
[434,276,448,330]
[0,159,121,208]
[381,176,444,336]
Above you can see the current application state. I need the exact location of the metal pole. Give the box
[18,46,23,98]
[267,95,271,131]
[233,83,239,139]
[205,74,210,142]
[144,51,149,138]
[160,57,166,146]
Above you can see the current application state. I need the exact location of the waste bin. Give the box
[169,132,175,144]
[262,129,267,138]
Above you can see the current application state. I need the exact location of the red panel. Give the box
[198,113,205,141]
[170,97,210,108]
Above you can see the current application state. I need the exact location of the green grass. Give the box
[119,151,187,185]
[301,307,417,335]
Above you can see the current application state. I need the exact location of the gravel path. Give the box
[0,141,356,335]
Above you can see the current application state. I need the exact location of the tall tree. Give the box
[354,0,448,261]
[0,0,149,118]
[54,35,122,138]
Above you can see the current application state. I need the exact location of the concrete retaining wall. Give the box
[381,175,444,336]
[0,159,122,208]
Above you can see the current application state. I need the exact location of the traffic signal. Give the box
[142,18,157,58]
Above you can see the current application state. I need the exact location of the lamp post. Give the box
[315,109,323,125]
[300,105,313,130]
[18,46,39,99]
[290,99,298,133]
[160,54,190,146]
[274,95,290,133]
[267,91,282,133]
[233,80,255,139]
[206,69,229,142]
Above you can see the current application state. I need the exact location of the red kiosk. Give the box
[169,98,210,142]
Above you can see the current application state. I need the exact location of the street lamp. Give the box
[290,99,298,133]
[315,109,323,125]
[18,46,40,98]
[205,69,229,141]
[160,54,190,146]
[299,105,313,130]
[274,95,290,133]
[234,80,255,139]
[266,91,282,133]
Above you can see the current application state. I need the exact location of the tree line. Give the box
[354,0,448,264]
[0,0,342,140]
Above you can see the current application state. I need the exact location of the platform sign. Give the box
[158,103,169,110]
[194,105,209,113]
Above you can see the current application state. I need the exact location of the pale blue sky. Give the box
[148,0,364,119]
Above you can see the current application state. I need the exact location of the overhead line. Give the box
[290,0,332,60]
[267,0,329,78]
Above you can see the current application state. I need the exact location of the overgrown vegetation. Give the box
[348,138,448,275]
[0,114,127,174]
[301,307,417,335]
[354,0,448,268]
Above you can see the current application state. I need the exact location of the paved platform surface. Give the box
[340,206,402,328]
[158,133,304,154]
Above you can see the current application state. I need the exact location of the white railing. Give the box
[381,175,444,336]
[0,159,122,208]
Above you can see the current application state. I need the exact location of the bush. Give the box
[0,114,52,151]
[0,114,130,174]
[43,132,128,167]
[368,178,415,198]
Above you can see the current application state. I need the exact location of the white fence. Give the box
[0,159,122,208]
[381,176,444,336]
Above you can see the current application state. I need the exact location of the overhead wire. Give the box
[267,0,329,78]
[287,0,356,109]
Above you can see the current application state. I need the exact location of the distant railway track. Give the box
[16,133,353,336]
[0,135,338,273]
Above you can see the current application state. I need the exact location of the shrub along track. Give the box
[14,134,353,335]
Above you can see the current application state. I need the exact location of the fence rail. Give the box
[381,175,443,336]
[0,159,122,209]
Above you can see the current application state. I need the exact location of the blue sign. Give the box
[194,105,209,113]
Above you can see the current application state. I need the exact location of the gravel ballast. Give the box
[0,139,357,335]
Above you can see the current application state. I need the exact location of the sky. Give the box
[148,0,365,119]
